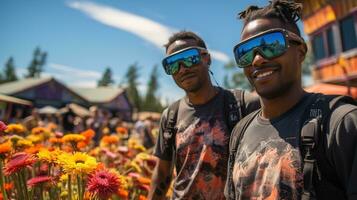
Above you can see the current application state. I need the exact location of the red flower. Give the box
[87,169,120,200]
[4,152,36,176]
[0,121,7,132]
[27,176,53,187]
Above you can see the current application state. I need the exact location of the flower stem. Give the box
[20,170,30,200]
[77,175,82,200]
[0,159,8,200]
[68,175,72,200]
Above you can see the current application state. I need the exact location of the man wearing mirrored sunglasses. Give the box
[225,1,357,200]
[148,31,260,200]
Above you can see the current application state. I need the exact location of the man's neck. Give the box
[260,87,306,119]
[186,84,218,105]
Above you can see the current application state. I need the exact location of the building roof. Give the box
[0,77,53,95]
[71,87,125,103]
[0,93,33,106]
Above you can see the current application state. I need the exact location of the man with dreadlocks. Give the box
[225,0,357,199]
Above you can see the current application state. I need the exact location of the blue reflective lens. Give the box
[234,31,287,68]
[162,48,201,75]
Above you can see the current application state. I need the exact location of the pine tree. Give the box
[124,63,142,112]
[223,60,252,90]
[143,65,163,112]
[26,47,47,78]
[3,57,18,83]
[97,67,114,86]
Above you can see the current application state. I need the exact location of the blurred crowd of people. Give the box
[7,105,159,149]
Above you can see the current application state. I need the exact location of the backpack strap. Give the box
[163,100,180,154]
[224,89,244,132]
[225,109,260,200]
[300,94,357,200]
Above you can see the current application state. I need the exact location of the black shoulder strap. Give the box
[300,94,357,200]
[163,100,180,152]
[226,109,260,200]
[224,89,244,132]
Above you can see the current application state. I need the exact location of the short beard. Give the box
[257,80,294,100]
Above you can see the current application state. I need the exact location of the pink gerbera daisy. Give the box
[27,176,53,187]
[4,152,36,176]
[0,121,7,132]
[87,169,120,200]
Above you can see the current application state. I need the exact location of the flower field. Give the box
[0,121,158,200]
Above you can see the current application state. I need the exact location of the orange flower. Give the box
[101,135,119,145]
[24,144,44,154]
[49,137,63,145]
[116,127,128,135]
[139,195,147,200]
[117,188,129,199]
[62,134,85,143]
[77,141,87,149]
[4,182,14,191]
[31,127,49,135]
[0,141,12,155]
[137,176,151,185]
[81,129,95,141]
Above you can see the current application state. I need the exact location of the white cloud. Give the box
[49,63,101,79]
[68,1,173,49]
[209,50,230,63]
[67,1,230,63]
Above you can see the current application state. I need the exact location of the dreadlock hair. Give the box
[238,0,303,36]
[164,31,207,52]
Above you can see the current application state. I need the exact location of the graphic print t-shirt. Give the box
[154,88,259,200]
[232,95,313,200]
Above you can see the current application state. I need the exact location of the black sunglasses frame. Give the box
[233,28,305,68]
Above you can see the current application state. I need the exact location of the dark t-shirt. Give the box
[231,93,357,199]
[154,87,260,200]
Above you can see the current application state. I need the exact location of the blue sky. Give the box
[0,0,303,103]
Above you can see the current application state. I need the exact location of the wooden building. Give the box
[0,77,133,121]
[297,0,357,87]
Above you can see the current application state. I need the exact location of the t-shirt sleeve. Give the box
[153,108,174,161]
[328,108,357,199]
[242,91,261,116]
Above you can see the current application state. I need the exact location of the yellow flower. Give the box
[60,191,68,197]
[5,124,26,134]
[57,152,97,175]
[16,139,33,148]
[60,174,68,182]
[37,148,62,163]
[26,134,43,143]
[62,134,85,143]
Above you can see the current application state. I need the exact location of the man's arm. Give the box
[328,108,357,199]
[148,158,173,200]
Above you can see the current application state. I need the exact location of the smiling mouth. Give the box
[255,70,274,78]
[180,73,196,82]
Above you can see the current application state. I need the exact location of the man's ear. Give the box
[206,53,212,66]
[298,43,308,63]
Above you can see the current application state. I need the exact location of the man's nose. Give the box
[251,52,269,67]
[176,62,189,74]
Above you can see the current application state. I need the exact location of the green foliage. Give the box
[26,47,47,78]
[223,60,252,91]
[97,67,114,86]
[123,63,142,111]
[0,57,18,83]
[143,65,164,112]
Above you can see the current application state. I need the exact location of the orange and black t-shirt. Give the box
[154,87,259,200]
